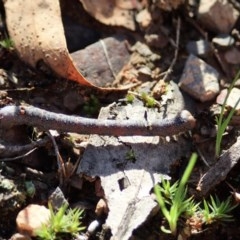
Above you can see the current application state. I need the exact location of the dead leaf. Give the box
[79,0,138,30]
[4,0,126,89]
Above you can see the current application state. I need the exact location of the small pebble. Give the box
[138,66,152,81]
[95,198,108,216]
[145,33,168,49]
[87,219,101,235]
[16,204,50,236]
[216,88,240,110]
[224,48,240,64]
[232,191,240,203]
[186,39,211,57]
[8,72,18,84]
[10,233,31,240]
[0,75,5,85]
[179,54,220,102]
[136,8,152,28]
[212,34,235,47]
[198,0,239,33]
[49,186,68,210]
[138,66,151,77]
[75,234,89,240]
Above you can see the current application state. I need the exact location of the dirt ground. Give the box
[1,0,240,240]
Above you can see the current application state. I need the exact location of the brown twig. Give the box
[0,105,196,136]
[46,130,66,186]
[160,17,181,84]
[152,17,181,97]
[197,136,240,196]
[0,147,37,161]
[0,136,50,158]
[161,17,181,82]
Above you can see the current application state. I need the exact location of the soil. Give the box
[1,1,240,240]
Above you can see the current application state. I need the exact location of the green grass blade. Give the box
[169,153,198,234]
[215,70,240,157]
[154,185,171,221]
[176,153,197,198]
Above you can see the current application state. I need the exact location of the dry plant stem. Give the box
[0,136,50,158]
[46,131,66,186]
[0,105,196,136]
[185,16,208,39]
[0,148,37,161]
[197,136,240,196]
[161,17,180,82]
[152,17,180,95]
[163,17,180,82]
[100,39,117,79]
[196,147,210,168]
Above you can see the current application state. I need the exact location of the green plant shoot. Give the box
[154,152,198,235]
[215,70,240,157]
[202,195,237,224]
[0,38,14,49]
[83,94,101,117]
[35,202,85,240]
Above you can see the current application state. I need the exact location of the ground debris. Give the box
[197,136,240,196]
[77,100,193,240]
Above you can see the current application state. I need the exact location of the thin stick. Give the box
[46,131,66,185]
[0,105,196,136]
[197,136,240,196]
[0,148,37,161]
[162,17,181,82]
[100,39,117,79]
[152,17,181,97]
[0,137,50,158]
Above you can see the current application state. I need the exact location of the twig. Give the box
[185,16,208,40]
[163,17,181,82]
[197,136,240,196]
[196,147,210,168]
[46,131,66,186]
[100,39,117,79]
[152,17,181,97]
[0,147,37,161]
[162,17,181,82]
[0,136,50,158]
[0,105,196,136]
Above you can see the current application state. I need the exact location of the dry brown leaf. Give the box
[79,0,137,30]
[4,0,100,87]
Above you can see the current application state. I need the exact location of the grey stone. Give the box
[186,39,211,57]
[179,54,220,102]
[224,47,240,64]
[198,0,239,34]
[49,187,68,210]
[212,34,235,47]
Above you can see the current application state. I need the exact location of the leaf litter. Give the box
[1,0,240,239]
